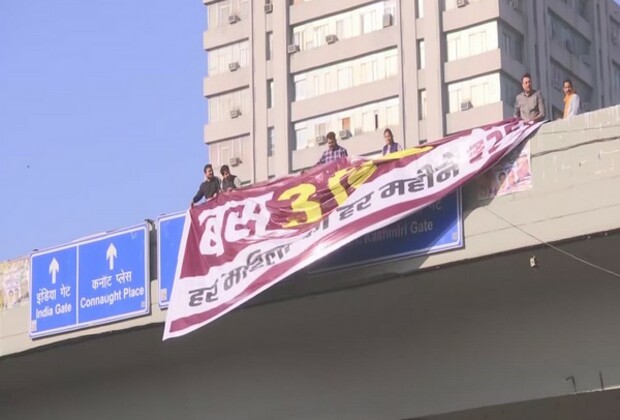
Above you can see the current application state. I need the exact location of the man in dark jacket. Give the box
[190,164,220,207]
[220,164,241,191]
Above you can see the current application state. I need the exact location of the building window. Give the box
[417,40,425,70]
[386,103,399,126]
[294,75,307,100]
[361,8,378,34]
[361,60,377,83]
[341,117,351,130]
[292,49,398,101]
[419,89,427,120]
[267,80,274,109]
[416,0,424,18]
[267,127,274,157]
[499,24,524,63]
[446,21,498,61]
[293,98,399,149]
[549,12,591,57]
[210,135,250,169]
[447,73,501,113]
[291,1,396,52]
[207,0,251,30]
[295,126,308,150]
[208,88,250,123]
[266,32,273,61]
[385,49,398,77]
[207,40,250,76]
[337,67,353,90]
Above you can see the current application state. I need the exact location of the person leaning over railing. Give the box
[190,164,221,208]
[317,131,348,165]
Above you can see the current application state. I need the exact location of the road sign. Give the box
[310,189,463,273]
[157,212,186,308]
[30,224,150,338]
[30,246,77,336]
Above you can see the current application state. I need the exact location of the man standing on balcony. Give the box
[562,79,581,118]
[514,73,546,122]
[317,131,348,165]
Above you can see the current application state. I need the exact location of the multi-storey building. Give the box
[202,0,620,183]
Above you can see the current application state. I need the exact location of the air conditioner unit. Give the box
[315,135,327,145]
[228,14,240,25]
[382,13,393,28]
[325,34,338,44]
[580,54,590,66]
[228,62,240,72]
[457,0,468,8]
[509,0,519,9]
[612,34,618,45]
[229,157,242,167]
[230,109,241,119]
[264,0,273,13]
[287,44,300,54]
[339,130,351,140]
[460,100,473,111]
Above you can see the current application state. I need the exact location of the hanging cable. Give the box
[483,207,620,278]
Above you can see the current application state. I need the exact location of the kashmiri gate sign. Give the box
[163,118,543,339]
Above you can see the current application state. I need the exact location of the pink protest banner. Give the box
[164,118,542,339]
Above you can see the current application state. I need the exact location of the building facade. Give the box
[202,0,620,182]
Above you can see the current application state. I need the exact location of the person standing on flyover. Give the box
[190,164,221,207]
[562,79,581,118]
[381,128,403,156]
[514,73,546,122]
[317,131,348,165]
[220,164,241,192]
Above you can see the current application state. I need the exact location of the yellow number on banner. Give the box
[277,183,321,228]
[327,162,377,206]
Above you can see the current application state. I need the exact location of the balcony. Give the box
[289,26,398,74]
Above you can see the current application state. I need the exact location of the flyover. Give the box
[1,106,619,419]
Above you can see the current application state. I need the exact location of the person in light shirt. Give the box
[562,79,581,119]
[514,73,546,122]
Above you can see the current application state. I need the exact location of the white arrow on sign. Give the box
[49,258,59,284]
[106,243,117,270]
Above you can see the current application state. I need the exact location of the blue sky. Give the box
[0,1,206,261]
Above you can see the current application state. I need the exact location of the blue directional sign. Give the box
[30,224,150,338]
[311,189,463,273]
[157,212,186,308]
[30,246,78,336]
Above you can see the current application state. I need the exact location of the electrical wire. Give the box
[483,207,620,278]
